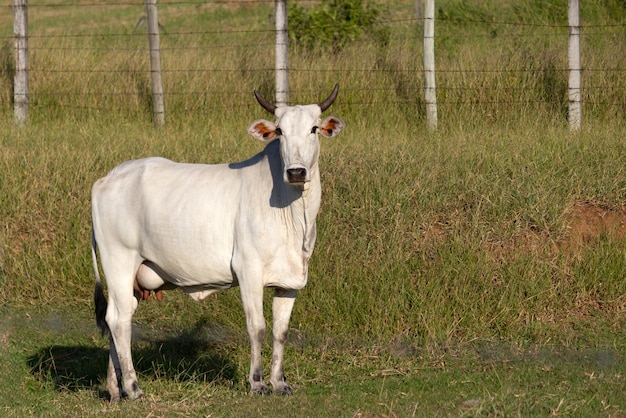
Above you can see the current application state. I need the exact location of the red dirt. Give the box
[418,201,626,259]
[564,201,626,245]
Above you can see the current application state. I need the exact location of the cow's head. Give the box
[248,84,344,186]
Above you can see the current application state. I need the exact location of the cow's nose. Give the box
[286,167,307,184]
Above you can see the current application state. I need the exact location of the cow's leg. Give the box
[270,288,297,395]
[102,255,144,401]
[106,334,124,401]
[106,288,143,400]
[239,280,269,395]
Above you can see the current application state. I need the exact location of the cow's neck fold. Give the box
[300,175,319,254]
[281,167,320,256]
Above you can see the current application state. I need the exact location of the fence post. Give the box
[568,0,581,131]
[145,0,165,127]
[423,0,437,131]
[275,0,289,106]
[13,0,28,126]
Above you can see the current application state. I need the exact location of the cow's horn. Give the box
[318,83,339,112]
[253,90,277,115]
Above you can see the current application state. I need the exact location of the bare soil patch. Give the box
[496,201,626,258]
[425,201,626,260]
[563,201,626,249]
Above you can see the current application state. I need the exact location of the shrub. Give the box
[288,0,389,53]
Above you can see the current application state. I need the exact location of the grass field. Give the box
[1,0,626,416]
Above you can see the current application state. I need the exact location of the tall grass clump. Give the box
[0,42,13,107]
[296,119,626,348]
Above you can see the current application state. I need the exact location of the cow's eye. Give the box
[275,128,283,136]
[311,126,318,134]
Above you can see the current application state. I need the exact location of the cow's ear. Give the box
[319,116,345,138]
[248,120,278,142]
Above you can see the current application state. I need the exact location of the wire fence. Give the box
[2,0,625,119]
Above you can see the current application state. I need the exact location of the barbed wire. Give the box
[22,86,626,96]
[9,0,318,7]
[3,29,623,43]
[25,66,626,74]
[0,30,274,41]
[20,97,626,116]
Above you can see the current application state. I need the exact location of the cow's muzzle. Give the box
[286,167,308,184]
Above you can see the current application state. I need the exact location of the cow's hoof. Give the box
[251,385,271,396]
[273,385,293,396]
[127,389,144,401]
[129,392,145,401]
[127,383,145,401]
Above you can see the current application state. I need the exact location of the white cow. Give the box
[92,85,344,401]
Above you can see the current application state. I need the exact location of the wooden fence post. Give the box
[423,0,437,131]
[568,0,582,131]
[145,0,165,127]
[275,0,289,106]
[13,0,28,126]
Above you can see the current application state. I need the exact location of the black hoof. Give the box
[251,386,271,396]
[274,386,293,396]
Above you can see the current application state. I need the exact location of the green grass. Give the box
[1,0,626,415]
[2,303,625,416]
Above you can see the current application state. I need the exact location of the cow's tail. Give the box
[92,228,109,336]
